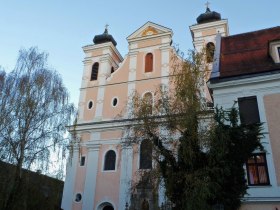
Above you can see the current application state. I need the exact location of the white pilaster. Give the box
[126,52,137,118]
[82,144,101,210]
[95,59,109,119]
[118,145,133,209]
[61,146,79,210]
[160,47,170,89]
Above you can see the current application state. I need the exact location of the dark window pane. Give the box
[278,47,280,57]
[75,193,82,202]
[80,156,85,166]
[140,139,152,169]
[112,98,118,106]
[88,101,93,109]
[91,62,99,81]
[103,206,114,210]
[104,150,116,171]
[238,96,260,124]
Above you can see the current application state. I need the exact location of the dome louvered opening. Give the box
[196,7,221,24]
[93,28,117,46]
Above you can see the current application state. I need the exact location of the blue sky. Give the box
[1,0,279,105]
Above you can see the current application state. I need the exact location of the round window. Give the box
[75,193,82,202]
[88,101,93,109]
[112,98,118,107]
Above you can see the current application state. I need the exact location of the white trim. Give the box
[82,144,101,210]
[118,145,133,209]
[209,73,280,90]
[61,147,79,210]
[96,200,116,210]
[127,21,173,41]
[83,42,123,62]
[102,148,118,172]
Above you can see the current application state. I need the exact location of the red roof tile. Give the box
[219,26,280,78]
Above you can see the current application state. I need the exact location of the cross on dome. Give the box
[205,1,210,9]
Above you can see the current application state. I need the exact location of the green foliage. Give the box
[127,49,264,210]
[207,107,263,210]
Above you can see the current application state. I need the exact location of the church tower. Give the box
[189,3,229,63]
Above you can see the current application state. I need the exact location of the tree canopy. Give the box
[126,50,264,210]
[0,47,75,210]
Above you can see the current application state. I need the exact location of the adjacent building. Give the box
[209,26,280,210]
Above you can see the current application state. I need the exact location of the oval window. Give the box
[88,101,93,109]
[75,193,82,202]
[112,98,118,107]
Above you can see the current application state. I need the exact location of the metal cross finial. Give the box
[205,1,210,9]
[105,24,109,30]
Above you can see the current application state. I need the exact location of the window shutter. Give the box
[238,96,260,124]
[145,53,153,73]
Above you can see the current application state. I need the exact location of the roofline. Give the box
[221,26,280,40]
[126,21,173,41]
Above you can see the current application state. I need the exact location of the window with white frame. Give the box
[246,153,270,186]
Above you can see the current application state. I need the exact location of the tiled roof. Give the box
[219,26,280,78]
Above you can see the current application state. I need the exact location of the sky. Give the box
[0,0,279,106]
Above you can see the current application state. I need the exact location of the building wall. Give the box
[210,73,280,205]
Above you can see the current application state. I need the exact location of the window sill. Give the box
[248,184,272,188]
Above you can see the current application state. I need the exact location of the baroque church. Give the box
[61,5,280,210]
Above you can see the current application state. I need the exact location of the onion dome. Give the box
[196,6,221,24]
[93,26,117,46]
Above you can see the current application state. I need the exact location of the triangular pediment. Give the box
[127,21,173,41]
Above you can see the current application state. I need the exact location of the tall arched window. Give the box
[140,139,152,169]
[91,62,99,81]
[145,53,153,73]
[104,150,116,171]
[143,92,153,115]
[206,42,215,63]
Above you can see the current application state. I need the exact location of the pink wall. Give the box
[264,93,280,185]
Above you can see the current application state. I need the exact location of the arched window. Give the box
[140,139,152,169]
[111,66,114,74]
[206,42,215,63]
[91,62,99,81]
[143,92,153,115]
[145,53,153,73]
[104,150,116,171]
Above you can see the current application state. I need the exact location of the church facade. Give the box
[61,6,280,210]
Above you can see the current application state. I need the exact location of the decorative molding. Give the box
[141,26,158,36]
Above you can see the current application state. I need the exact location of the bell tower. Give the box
[189,3,229,55]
